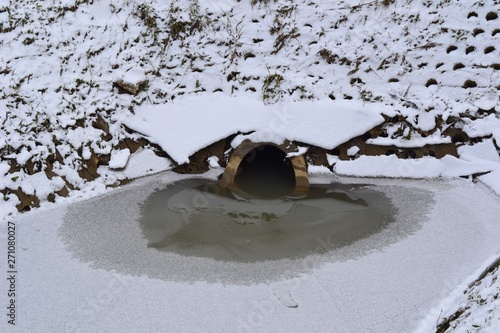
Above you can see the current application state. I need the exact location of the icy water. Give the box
[139,178,397,262]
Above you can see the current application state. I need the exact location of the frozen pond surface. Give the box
[1,171,500,333]
[59,172,430,283]
[140,179,397,262]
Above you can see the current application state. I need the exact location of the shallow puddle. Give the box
[140,178,397,262]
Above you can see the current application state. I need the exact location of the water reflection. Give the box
[140,178,396,262]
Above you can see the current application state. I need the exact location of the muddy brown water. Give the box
[139,178,397,262]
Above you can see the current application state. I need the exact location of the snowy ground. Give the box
[1,171,500,333]
[417,257,500,333]
[1,0,500,331]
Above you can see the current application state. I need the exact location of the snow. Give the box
[416,255,500,333]
[367,130,452,148]
[463,115,500,143]
[117,68,147,86]
[81,146,92,160]
[0,170,65,197]
[231,128,287,148]
[346,146,360,156]
[1,0,500,330]
[100,148,172,180]
[0,161,9,176]
[15,147,32,165]
[456,140,500,196]
[19,172,65,197]
[334,155,500,179]
[0,193,18,217]
[207,156,221,168]
[479,171,500,197]
[458,139,500,164]
[326,154,340,166]
[307,165,333,174]
[287,146,308,158]
[122,96,385,164]
[108,148,131,169]
[474,93,500,111]
[415,112,437,132]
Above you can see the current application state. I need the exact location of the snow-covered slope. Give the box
[1,0,499,212]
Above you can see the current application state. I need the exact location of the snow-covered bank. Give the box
[416,254,500,333]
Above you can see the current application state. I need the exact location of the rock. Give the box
[173,138,229,174]
[92,115,112,141]
[13,188,40,212]
[109,149,131,169]
[118,138,148,154]
[115,68,148,95]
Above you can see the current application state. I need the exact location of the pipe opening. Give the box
[234,145,296,198]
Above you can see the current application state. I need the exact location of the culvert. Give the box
[219,139,309,197]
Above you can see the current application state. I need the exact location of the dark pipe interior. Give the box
[234,145,296,198]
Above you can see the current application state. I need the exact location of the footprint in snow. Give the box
[272,288,298,308]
